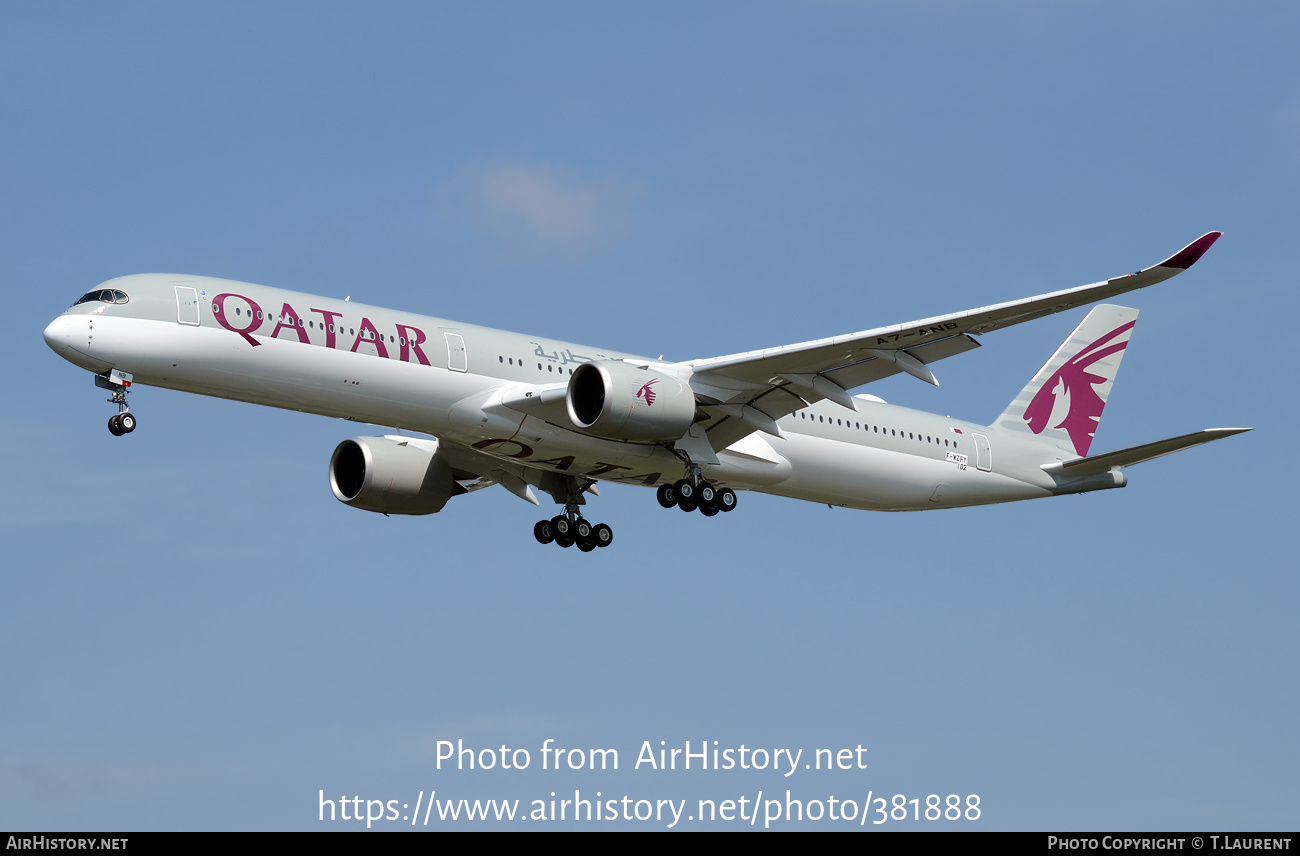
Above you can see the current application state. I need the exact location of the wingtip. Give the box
[1202,427,1253,441]
[1160,231,1222,270]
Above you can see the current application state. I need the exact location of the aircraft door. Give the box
[972,433,992,472]
[174,285,200,326]
[445,332,467,372]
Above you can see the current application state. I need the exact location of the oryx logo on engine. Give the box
[636,378,658,407]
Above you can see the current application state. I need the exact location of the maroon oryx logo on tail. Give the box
[636,378,659,407]
[1022,321,1135,457]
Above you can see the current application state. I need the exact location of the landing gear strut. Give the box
[97,370,137,436]
[533,477,613,551]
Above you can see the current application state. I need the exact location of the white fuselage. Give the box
[45,273,1074,513]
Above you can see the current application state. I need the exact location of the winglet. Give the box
[1157,231,1221,270]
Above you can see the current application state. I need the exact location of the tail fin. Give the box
[993,304,1138,457]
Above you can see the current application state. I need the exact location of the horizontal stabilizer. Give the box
[1040,428,1251,477]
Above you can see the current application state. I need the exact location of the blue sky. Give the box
[3,1,1296,830]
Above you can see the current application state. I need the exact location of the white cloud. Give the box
[465,161,637,255]
[0,755,250,806]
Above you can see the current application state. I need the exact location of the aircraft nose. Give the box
[44,316,70,353]
[44,313,111,373]
[44,314,89,360]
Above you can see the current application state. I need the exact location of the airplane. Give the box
[43,232,1248,551]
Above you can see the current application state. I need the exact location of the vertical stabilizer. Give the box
[993,304,1138,457]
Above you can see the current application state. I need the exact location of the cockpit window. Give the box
[73,289,129,306]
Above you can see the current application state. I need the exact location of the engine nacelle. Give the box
[329,436,459,515]
[566,360,696,442]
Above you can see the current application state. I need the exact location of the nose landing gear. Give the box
[96,370,137,436]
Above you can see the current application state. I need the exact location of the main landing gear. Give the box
[655,469,737,517]
[533,516,614,551]
[96,370,137,436]
[532,477,613,551]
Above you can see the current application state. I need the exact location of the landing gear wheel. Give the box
[552,516,572,538]
[534,520,555,544]
[678,501,696,513]
[697,483,716,506]
[700,504,719,517]
[656,484,677,508]
[575,519,592,541]
[107,414,124,436]
[555,532,575,548]
[674,479,696,505]
[577,539,596,552]
[119,412,136,433]
[592,523,613,548]
[717,487,737,512]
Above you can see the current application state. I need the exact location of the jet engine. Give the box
[329,435,461,515]
[566,360,697,442]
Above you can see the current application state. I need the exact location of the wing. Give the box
[686,232,1222,449]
